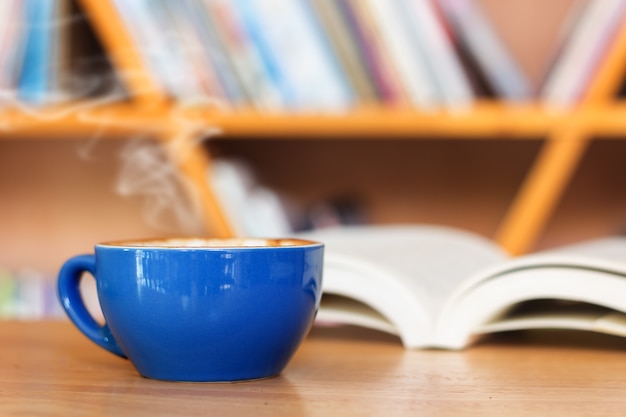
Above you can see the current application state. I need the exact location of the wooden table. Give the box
[3,321,626,416]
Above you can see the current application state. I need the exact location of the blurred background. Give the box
[2,0,626,318]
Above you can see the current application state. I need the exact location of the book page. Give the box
[533,237,626,270]
[476,299,626,338]
[300,225,507,319]
[445,237,626,309]
[435,257,626,348]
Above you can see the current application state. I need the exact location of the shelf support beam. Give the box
[77,0,170,108]
[495,128,590,255]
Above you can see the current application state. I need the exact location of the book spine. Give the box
[243,0,355,111]
[177,0,249,106]
[364,0,440,109]
[535,0,588,97]
[0,0,27,94]
[347,0,409,106]
[209,158,293,237]
[308,0,378,104]
[143,0,207,101]
[439,0,532,102]
[540,0,626,108]
[294,0,356,111]
[47,0,73,104]
[203,0,285,110]
[0,270,64,319]
[111,0,173,97]
[400,0,474,109]
[160,1,227,101]
[233,0,298,108]
[18,0,56,104]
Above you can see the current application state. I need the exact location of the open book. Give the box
[298,225,626,349]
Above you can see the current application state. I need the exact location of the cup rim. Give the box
[96,237,323,249]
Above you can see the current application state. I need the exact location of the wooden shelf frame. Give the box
[7,0,623,254]
[3,101,626,139]
[495,15,626,255]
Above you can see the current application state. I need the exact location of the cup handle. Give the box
[57,254,127,358]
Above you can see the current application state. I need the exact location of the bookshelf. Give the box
[2,0,626,263]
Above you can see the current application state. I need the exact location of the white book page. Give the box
[476,302,626,339]
[445,237,626,311]
[435,262,626,348]
[317,294,400,337]
[300,225,507,320]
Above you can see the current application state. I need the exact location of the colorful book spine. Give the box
[439,0,532,102]
[292,0,356,110]
[0,269,64,320]
[308,0,378,103]
[235,0,354,112]
[112,0,171,97]
[540,0,626,108]
[347,0,409,106]
[400,0,474,108]
[166,0,249,106]
[203,0,285,110]
[232,0,297,107]
[364,0,440,109]
[161,0,227,101]
[0,0,26,95]
[18,0,56,104]
[142,0,207,101]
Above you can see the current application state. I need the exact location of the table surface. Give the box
[4,321,626,416]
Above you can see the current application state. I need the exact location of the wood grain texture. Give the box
[3,321,626,416]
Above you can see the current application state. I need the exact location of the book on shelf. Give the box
[209,158,294,237]
[298,224,626,350]
[204,0,285,110]
[398,0,474,109]
[112,0,180,98]
[177,0,250,106]
[540,0,626,108]
[9,0,626,110]
[234,0,355,112]
[140,0,211,100]
[18,0,70,105]
[115,0,250,104]
[0,1,27,96]
[160,0,227,102]
[364,0,440,109]
[438,0,533,102]
[342,0,409,106]
[18,0,53,104]
[309,0,379,104]
[0,268,63,320]
[232,0,297,108]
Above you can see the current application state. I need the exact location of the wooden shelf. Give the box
[3,100,626,140]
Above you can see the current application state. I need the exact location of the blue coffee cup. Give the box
[57,237,323,382]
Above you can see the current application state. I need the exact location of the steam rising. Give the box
[116,137,205,235]
[77,104,224,236]
[2,9,229,236]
